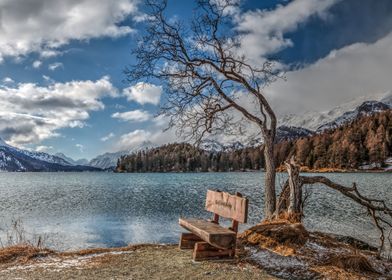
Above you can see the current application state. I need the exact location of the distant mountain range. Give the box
[0,139,100,172]
[54,153,89,166]
[1,92,391,171]
[88,141,155,169]
[279,91,392,131]
[90,93,392,169]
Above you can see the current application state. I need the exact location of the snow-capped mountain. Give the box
[276,126,314,142]
[279,91,392,131]
[55,153,89,166]
[317,100,391,132]
[0,139,71,166]
[199,126,314,152]
[89,141,155,169]
[0,139,100,172]
[199,140,246,153]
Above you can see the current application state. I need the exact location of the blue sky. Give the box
[0,0,392,160]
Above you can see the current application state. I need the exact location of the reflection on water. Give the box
[0,172,390,250]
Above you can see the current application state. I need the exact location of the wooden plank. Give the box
[179,218,236,249]
[205,190,249,223]
[193,242,233,261]
[212,213,219,224]
[179,233,202,249]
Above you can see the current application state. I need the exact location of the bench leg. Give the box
[192,242,235,261]
[179,233,203,249]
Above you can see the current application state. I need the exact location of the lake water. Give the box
[0,172,391,251]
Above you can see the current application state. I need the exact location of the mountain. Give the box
[276,126,314,142]
[199,140,246,153]
[316,101,391,132]
[275,110,392,170]
[0,139,100,172]
[89,141,155,169]
[55,153,89,166]
[279,91,392,131]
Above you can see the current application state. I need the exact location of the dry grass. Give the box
[268,212,302,224]
[0,244,54,265]
[0,219,57,268]
[0,245,278,280]
[240,222,309,256]
[60,243,166,257]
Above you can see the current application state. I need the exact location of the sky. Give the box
[0,0,392,160]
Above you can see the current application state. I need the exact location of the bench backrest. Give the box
[205,190,248,223]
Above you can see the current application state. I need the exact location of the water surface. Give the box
[0,172,390,250]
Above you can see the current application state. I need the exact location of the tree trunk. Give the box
[285,157,302,219]
[263,138,276,220]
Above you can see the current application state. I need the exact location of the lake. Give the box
[0,172,390,251]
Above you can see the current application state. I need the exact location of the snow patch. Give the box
[5,251,134,272]
[247,247,316,279]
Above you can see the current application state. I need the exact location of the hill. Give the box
[275,110,392,170]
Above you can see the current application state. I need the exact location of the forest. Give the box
[116,110,392,172]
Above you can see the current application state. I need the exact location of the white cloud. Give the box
[2,77,14,84]
[123,82,162,105]
[40,50,61,58]
[115,129,151,151]
[112,110,152,122]
[48,62,63,71]
[75,144,84,152]
[32,60,42,68]
[0,76,118,146]
[266,31,392,114]
[0,0,139,60]
[35,145,53,152]
[236,0,339,60]
[101,132,115,142]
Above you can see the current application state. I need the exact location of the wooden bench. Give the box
[179,190,249,261]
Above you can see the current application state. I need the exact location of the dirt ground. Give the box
[0,244,278,280]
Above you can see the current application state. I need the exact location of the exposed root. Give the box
[269,211,302,224]
[326,253,378,274]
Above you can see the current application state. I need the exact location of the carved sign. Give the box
[205,190,248,223]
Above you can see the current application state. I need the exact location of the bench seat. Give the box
[179,218,236,249]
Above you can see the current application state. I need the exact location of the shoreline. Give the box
[0,228,390,280]
[115,169,392,174]
[0,243,276,280]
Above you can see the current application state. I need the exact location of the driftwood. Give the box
[285,157,302,217]
[301,176,392,255]
[276,160,392,255]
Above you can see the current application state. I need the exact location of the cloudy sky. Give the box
[0,0,392,160]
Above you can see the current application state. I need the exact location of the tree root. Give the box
[275,175,392,256]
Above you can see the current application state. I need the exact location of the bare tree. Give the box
[125,0,281,219]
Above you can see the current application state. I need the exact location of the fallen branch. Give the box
[300,176,392,255]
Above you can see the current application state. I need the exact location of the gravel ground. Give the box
[0,245,278,280]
